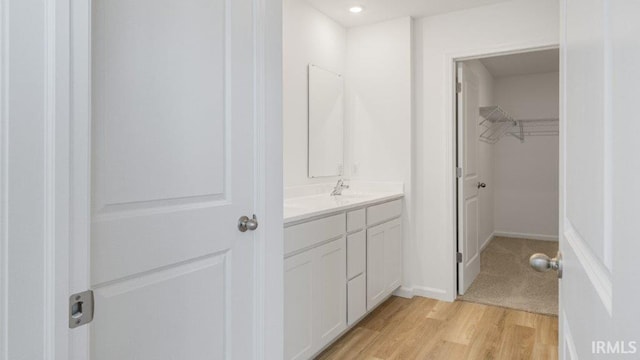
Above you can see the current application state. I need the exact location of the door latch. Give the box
[69,290,94,328]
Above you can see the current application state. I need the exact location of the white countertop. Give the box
[284,191,404,225]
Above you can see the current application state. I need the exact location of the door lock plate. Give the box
[69,290,94,328]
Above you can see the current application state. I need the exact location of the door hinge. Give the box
[456,167,462,178]
[456,252,463,263]
[69,290,94,329]
[456,82,462,93]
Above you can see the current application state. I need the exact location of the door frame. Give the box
[0,0,283,358]
[448,42,559,300]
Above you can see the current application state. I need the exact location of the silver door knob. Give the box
[238,214,258,232]
[529,252,562,278]
[477,182,487,189]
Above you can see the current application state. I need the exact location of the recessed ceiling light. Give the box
[349,6,363,13]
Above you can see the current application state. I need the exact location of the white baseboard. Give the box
[394,285,452,302]
[480,232,495,250]
[393,286,415,299]
[493,231,558,242]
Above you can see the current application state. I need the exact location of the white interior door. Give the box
[559,1,640,358]
[88,0,257,358]
[456,63,481,295]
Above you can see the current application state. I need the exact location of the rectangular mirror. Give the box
[308,64,344,178]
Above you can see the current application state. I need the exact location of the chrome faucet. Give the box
[330,179,349,196]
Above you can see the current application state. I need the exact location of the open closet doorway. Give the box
[455,48,560,316]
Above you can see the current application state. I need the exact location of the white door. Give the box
[6,0,283,358]
[87,0,257,358]
[557,1,640,358]
[456,63,481,294]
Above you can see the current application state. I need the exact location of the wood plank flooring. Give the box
[316,296,558,360]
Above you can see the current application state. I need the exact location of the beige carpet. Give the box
[459,236,559,316]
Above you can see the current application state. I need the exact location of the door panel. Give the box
[457,63,481,294]
[560,0,640,358]
[91,255,227,360]
[464,198,479,267]
[90,0,256,358]
[563,0,606,268]
[92,0,226,206]
[560,0,613,356]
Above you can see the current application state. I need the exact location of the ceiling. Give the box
[303,0,515,28]
[479,49,560,78]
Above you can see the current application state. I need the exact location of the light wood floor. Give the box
[316,296,558,360]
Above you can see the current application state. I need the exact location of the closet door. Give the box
[456,63,481,294]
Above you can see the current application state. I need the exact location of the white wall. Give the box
[346,17,412,184]
[283,0,346,187]
[464,60,496,250]
[346,17,413,288]
[493,72,559,240]
[412,0,559,301]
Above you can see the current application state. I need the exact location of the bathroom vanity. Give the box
[282,20,406,359]
[283,188,403,360]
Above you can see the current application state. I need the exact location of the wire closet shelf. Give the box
[479,106,558,144]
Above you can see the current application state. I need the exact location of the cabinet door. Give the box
[367,223,387,310]
[384,218,402,292]
[315,237,347,348]
[367,218,403,311]
[347,273,367,325]
[284,251,315,360]
[347,230,366,279]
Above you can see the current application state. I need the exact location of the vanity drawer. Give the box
[284,214,346,256]
[347,273,366,326]
[366,199,402,226]
[347,230,366,279]
[346,209,366,233]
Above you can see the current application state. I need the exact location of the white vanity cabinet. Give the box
[284,215,347,360]
[284,197,403,360]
